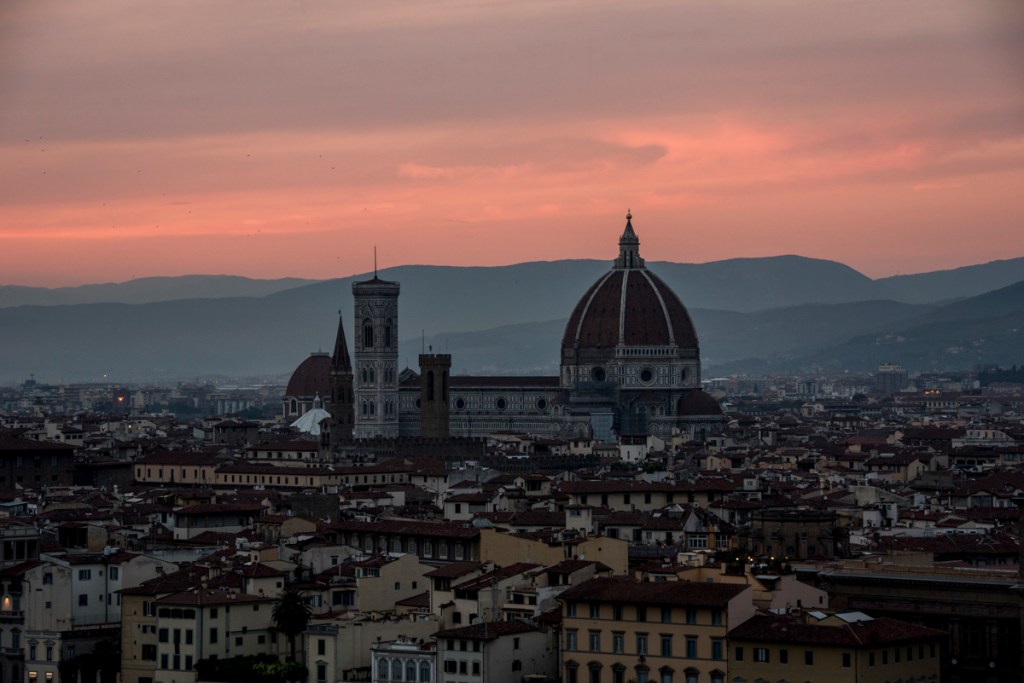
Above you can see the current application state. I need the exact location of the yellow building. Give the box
[727,611,945,683]
[559,577,755,683]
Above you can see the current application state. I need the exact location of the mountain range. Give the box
[1,255,1022,383]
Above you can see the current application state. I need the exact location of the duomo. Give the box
[282,213,725,444]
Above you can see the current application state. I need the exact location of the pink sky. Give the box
[1,0,1023,287]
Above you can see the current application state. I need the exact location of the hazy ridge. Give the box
[1,255,1023,383]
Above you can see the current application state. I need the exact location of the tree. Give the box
[272,587,312,661]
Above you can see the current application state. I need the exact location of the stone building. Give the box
[285,214,725,443]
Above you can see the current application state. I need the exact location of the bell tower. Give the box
[352,274,400,438]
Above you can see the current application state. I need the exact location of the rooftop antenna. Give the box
[374,246,378,278]
[422,330,425,354]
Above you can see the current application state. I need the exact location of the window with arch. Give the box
[290,398,297,415]
[405,661,416,681]
[427,371,435,400]
[363,319,374,348]
[385,321,393,349]
[419,661,431,682]
[391,659,402,681]
[378,658,388,679]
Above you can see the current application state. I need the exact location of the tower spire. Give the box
[614,209,645,269]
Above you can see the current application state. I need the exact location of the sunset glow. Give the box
[1,0,1023,286]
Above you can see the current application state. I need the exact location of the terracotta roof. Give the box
[286,353,332,398]
[728,613,946,647]
[559,577,747,607]
[562,261,698,351]
[435,619,540,641]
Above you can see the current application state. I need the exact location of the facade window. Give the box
[590,603,600,619]
[711,639,723,660]
[685,638,697,658]
[734,646,743,661]
[636,606,647,622]
[209,628,218,644]
[78,594,88,606]
[566,602,577,617]
[566,664,578,683]
[710,610,722,626]
[420,662,431,682]
[612,632,624,654]
[588,664,601,683]
[635,667,648,683]
[659,669,672,683]
[804,651,814,665]
[109,567,119,580]
[753,647,769,663]
[566,629,578,651]
[318,639,326,656]
[589,631,601,652]
[612,666,625,683]
[78,569,91,581]
[317,663,327,683]
[660,635,672,657]
[684,608,696,625]
[661,607,672,624]
[636,634,648,656]
[779,648,788,664]
[612,604,623,620]
[842,652,852,668]
[407,660,417,680]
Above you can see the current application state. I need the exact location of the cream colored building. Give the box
[151,590,278,683]
[727,611,945,683]
[558,577,755,683]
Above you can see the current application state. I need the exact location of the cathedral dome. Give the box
[676,389,723,417]
[286,352,332,398]
[561,214,698,351]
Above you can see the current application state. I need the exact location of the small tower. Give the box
[352,274,400,438]
[419,353,451,439]
[329,312,355,443]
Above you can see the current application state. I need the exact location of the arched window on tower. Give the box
[384,321,393,349]
[363,319,374,348]
[290,398,297,415]
[427,371,435,401]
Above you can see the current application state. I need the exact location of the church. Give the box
[283,213,724,443]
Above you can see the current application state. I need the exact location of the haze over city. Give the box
[2,0,1023,287]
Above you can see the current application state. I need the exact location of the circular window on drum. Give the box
[496,397,507,411]
[591,366,607,382]
[537,398,548,411]
[454,397,466,410]
[640,367,655,384]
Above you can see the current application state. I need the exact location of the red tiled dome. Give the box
[285,353,331,397]
[562,268,699,350]
[676,390,722,416]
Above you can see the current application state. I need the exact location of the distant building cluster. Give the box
[0,216,1023,683]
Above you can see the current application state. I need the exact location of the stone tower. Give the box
[352,275,400,438]
[329,312,355,443]
[419,353,451,439]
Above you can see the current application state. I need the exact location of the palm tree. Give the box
[272,587,312,661]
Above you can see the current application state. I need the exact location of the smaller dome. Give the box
[286,353,332,398]
[677,390,723,417]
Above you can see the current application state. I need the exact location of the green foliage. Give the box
[196,654,308,683]
[273,587,312,660]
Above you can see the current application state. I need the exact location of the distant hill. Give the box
[710,280,1024,374]
[1,256,1023,383]
[0,275,316,308]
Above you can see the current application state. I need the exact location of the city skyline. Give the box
[2,0,1023,287]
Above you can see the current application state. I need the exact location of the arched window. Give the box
[427,371,435,401]
[391,659,402,681]
[378,658,389,679]
[419,662,431,682]
[384,321,393,349]
[369,401,376,416]
[290,398,297,415]
[405,661,416,681]
[363,319,374,348]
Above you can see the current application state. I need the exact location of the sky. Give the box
[1,0,1023,287]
